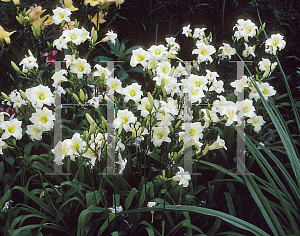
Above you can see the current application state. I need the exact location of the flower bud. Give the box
[72,93,81,104]
[91,27,98,44]
[201,144,209,156]
[101,116,107,129]
[79,89,85,103]
[175,120,182,130]
[16,13,25,25]
[85,113,95,125]
[147,92,154,112]
[28,49,34,57]
[11,61,20,72]
[89,122,96,135]
[19,90,27,100]
[118,122,123,135]
[1,92,10,101]
[169,125,174,133]
[168,66,175,77]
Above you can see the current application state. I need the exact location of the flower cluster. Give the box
[1,16,284,191]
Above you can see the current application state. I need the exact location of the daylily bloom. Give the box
[152,126,171,147]
[172,167,191,187]
[209,136,227,150]
[1,0,19,5]
[63,0,78,11]
[247,115,265,133]
[106,0,125,8]
[29,107,55,132]
[84,0,105,6]
[26,124,43,141]
[0,118,22,140]
[91,12,106,30]
[0,25,15,45]
[25,4,46,22]
[52,7,71,25]
[265,33,286,55]
[182,24,192,37]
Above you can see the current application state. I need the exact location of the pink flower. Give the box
[41,50,58,66]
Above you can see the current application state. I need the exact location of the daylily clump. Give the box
[1,11,283,193]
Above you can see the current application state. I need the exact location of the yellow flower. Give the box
[107,0,124,8]
[43,15,54,28]
[91,12,106,30]
[2,0,20,5]
[32,15,52,31]
[64,0,78,11]
[25,4,46,22]
[0,25,15,44]
[84,0,105,6]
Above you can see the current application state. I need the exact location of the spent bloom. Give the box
[258,58,277,78]
[101,30,117,45]
[7,90,26,108]
[115,152,127,174]
[0,138,7,155]
[242,43,255,58]
[108,205,123,214]
[172,167,191,187]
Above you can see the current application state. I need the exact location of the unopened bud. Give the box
[89,122,96,135]
[91,27,98,43]
[101,116,107,129]
[85,113,95,125]
[11,61,20,72]
[175,120,182,130]
[169,66,175,77]
[19,90,27,100]
[202,144,209,156]
[1,92,10,101]
[79,89,85,102]
[147,92,154,112]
